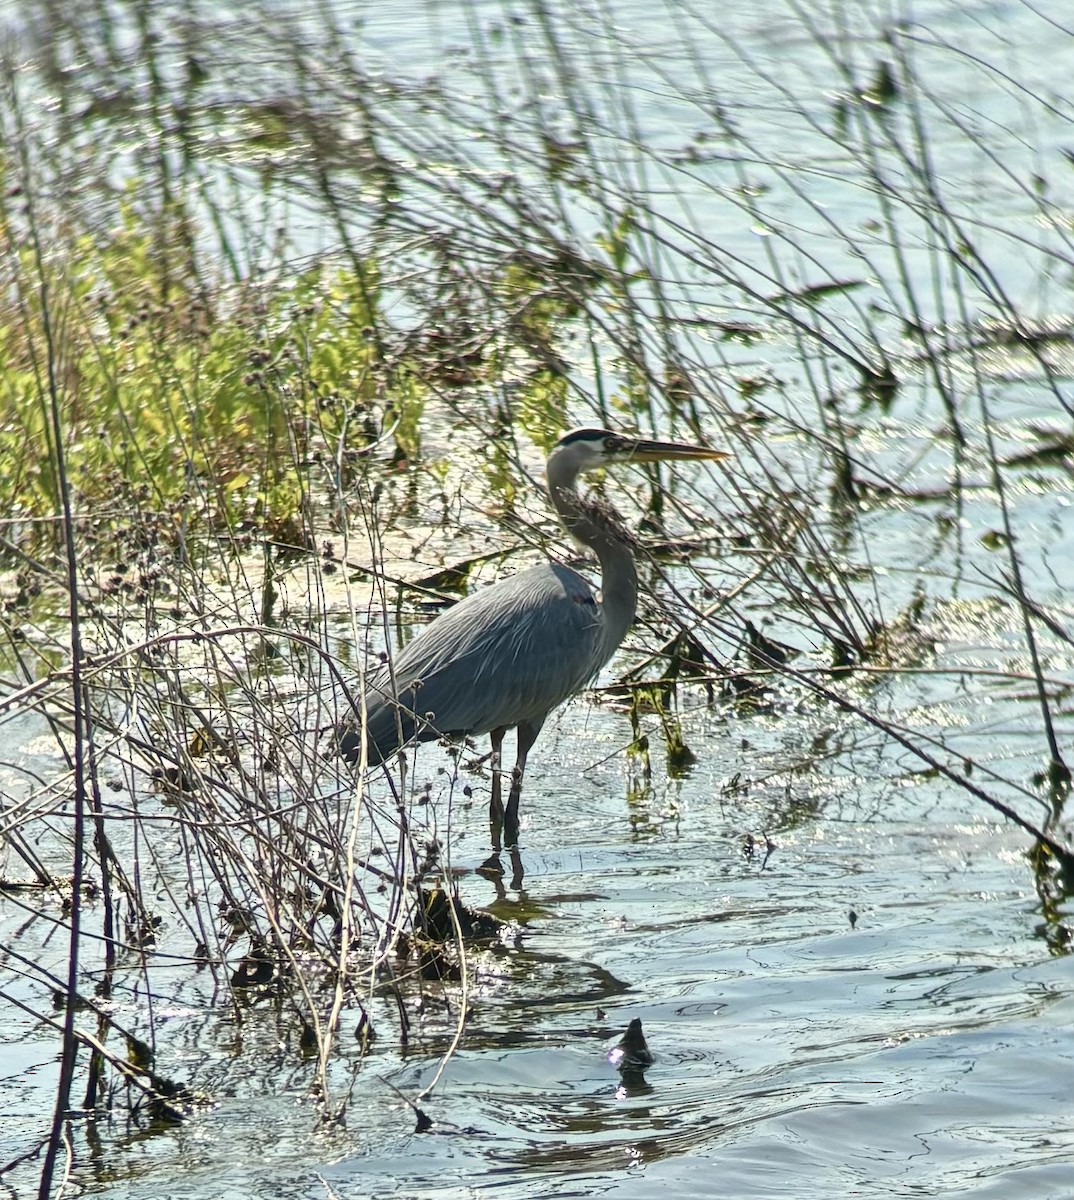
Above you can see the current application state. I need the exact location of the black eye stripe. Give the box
[557,427,612,448]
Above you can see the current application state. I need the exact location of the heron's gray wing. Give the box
[352,562,604,759]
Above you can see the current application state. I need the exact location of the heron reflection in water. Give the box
[339,428,729,845]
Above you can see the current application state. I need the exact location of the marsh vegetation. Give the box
[1,1,1072,1196]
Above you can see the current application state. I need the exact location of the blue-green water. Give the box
[2,0,1074,1196]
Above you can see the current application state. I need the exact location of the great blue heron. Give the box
[339,427,728,843]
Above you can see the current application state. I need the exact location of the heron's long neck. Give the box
[547,454,638,665]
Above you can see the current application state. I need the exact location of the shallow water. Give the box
[3,0,1074,1196]
[5,699,1074,1197]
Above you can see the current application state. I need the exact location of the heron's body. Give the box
[359,561,617,760]
[339,427,726,843]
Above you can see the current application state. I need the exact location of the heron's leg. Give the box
[504,719,542,846]
[488,726,507,829]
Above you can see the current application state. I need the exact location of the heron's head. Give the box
[549,427,730,481]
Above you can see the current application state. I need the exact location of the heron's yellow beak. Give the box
[624,437,731,464]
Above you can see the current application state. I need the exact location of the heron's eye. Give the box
[604,436,619,453]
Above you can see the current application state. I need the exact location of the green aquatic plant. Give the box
[0,209,399,556]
